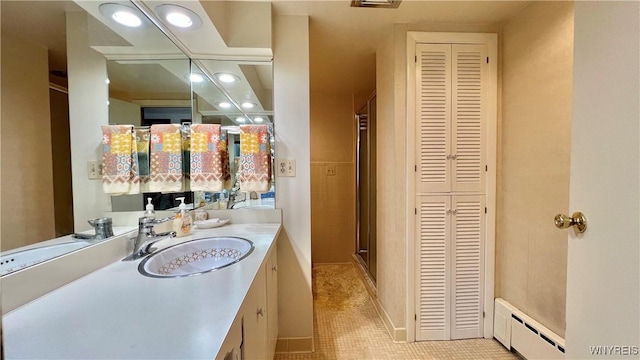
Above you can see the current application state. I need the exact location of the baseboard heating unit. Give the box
[494,298,565,359]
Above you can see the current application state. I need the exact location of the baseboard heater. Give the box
[494,298,565,359]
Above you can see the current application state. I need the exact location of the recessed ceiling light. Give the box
[215,73,240,84]
[155,4,202,30]
[235,117,246,123]
[351,0,402,8]
[166,12,192,28]
[254,117,264,123]
[241,102,255,109]
[189,73,204,83]
[99,3,143,27]
[218,102,232,109]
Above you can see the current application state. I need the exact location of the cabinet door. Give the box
[415,44,452,194]
[415,195,485,341]
[216,314,242,360]
[415,195,451,341]
[450,195,485,340]
[242,268,267,360]
[451,45,487,193]
[265,248,278,360]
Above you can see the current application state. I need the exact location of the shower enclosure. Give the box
[355,93,377,282]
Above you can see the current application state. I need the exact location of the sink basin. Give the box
[138,237,254,278]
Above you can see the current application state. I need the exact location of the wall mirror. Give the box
[0,0,274,275]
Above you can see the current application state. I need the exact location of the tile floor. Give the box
[274,263,520,360]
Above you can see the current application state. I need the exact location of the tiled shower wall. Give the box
[310,92,366,263]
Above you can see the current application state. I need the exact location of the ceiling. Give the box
[2,0,531,100]
[272,0,531,95]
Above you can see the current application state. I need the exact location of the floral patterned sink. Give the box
[138,237,254,278]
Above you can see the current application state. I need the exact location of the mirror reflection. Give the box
[0,0,275,276]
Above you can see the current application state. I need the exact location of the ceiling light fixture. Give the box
[99,3,143,27]
[254,117,264,123]
[235,117,246,123]
[350,0,401,8]
[241,102,255,109]
[215,73,240,84]
[155,4,202,29]
[218,102,232,109]
[189,73,204,83]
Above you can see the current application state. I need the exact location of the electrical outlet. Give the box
[277,159,296,177]
[277,159,288,177]
[325,165,336,176]
[87,160,102,179]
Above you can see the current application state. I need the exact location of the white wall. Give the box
[273,14,314,348]
[67,12,111,231]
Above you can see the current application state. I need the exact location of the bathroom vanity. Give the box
[2,210,281,360]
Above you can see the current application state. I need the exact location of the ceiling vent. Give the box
[351,0,401,8]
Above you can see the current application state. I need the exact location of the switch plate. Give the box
[87,160,103,179]
[325,165,336,176]
[286,159,296,177]
[277,159,296,177]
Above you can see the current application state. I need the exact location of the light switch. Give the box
[286,159,296,177]
[325,165,336,176]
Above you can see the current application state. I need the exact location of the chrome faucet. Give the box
[123,216,176,261]
[228,191,246,209]
[72,217,114,241]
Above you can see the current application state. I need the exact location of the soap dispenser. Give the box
[219,190,228,209]
[173,197,192,237]
[144,197,155,219]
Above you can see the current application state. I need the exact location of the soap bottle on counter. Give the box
[218,190,228,209]
[144,197,155,219]
[173,197,192,237]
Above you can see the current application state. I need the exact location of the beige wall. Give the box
[498,1,573,337]
[376,25,407,329]
[376,22,504,332]
[310,92,359,264]
[50,89,74,237]
[67,11,112,231]
[1,33,55,250]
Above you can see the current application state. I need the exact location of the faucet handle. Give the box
[138,215,175,226]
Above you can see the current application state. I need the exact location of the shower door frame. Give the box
[355,92,377,283]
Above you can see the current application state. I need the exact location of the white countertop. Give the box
[3,223,281,359]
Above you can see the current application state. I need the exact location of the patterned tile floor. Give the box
[274,263,520,360]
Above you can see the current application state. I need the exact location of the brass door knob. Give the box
[554,212,587,233]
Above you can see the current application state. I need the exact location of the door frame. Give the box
[405,31,498,342]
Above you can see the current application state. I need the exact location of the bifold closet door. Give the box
[415,44,452,194]
[450,195,485,340]
[416,195,484,341]
[416,195,451,341]
[451,45,486,193]
[415,44,486,194]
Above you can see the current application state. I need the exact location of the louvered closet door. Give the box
[416,195,451,341]
[416,44,452,194]
[450,195,485,340]
[451,45,486,193]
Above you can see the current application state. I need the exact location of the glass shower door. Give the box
[356,93,376,282]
